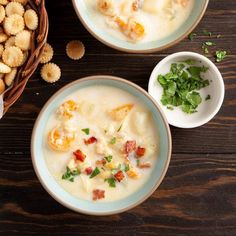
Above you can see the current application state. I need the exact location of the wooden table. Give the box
[0,0,235,235]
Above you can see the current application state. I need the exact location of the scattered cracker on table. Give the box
[5,2,25,17]
[5,67,17,86]
[24,9,38,30]
[2,46,23,67]
[4,14,25,35]
[15,30,31,51]
[66,40,85,60]
[39,43,54,64]
[0,62,11,73]
[40,63,61,83]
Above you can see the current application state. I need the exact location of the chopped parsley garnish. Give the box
[62,167,80,182]
[104,155,113,163]
[202,44,209,54]
[182,59,196,65]
[215,50,227,62]
[167,106,174,110]
[90,167,100,178]
[157,61,210,114]
[203,29,212,37]
[205,94,211,101]
[205,41,216,46]
[105,178,116,187]
[117,124,122,132]
[136,160,140,167]
[188,32,197,41]
[110,137,116,144]
[81,128,90,135]
[123,164,130,172]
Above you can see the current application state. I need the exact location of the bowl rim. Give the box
[148,51,225,128]
[72,0,209,53]
[31,75,172,215]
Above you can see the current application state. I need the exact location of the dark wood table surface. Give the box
[0,0,236,235]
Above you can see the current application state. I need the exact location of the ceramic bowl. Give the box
[72,0,209,53]
[148,52,225,128]
[31,75,172,215]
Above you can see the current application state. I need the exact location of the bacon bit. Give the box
[84,136,97,145]
[96,159,106,165]
[92,189,105,201]
[73,149,86,162]
[138,162,151,169]
[114,170,125,182]
[85,167,93,175]
[136,146,146,157]
[124,140,136,154]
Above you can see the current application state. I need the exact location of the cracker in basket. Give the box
[19,50,28,66]
[15,30,31,51]
[6,2,25,17]
[0,62,11,73]
[0,32,8,43]
[0,78,5,94]
[5,36,15,48]
[5,67,17,86]
[24,9,38,30]
[41,63,61,83]
[66,40,85,60]
[0,44,4,57]
[39,43,54,64]
[0,0,9,5]
[2,46,23,67]
[0,5,5,24]
[4,14,25,35]
[13,0,28,5]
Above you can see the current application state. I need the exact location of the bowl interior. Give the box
[31,76,171,215]
[148,52,225,128]
[72,0,208,52]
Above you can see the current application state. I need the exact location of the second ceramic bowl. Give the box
[72,0,209,53]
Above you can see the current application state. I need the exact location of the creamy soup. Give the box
[84,0,194,43]
[44,86,159,202]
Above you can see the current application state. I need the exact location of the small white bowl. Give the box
[148,52,225,128]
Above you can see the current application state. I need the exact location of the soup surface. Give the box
[44,85,159,202]
[84,0,194,43]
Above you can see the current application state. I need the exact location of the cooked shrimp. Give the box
[120,0,141,15]
[97,0,116,16]
[48,126,77,152]
[115,16,145,41]
[57,100,78,119]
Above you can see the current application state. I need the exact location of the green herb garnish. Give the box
[205,41,216,46]
[167,106,174,110]
[81,128,90,135]
[105,155,113,163]
[203,29,212,37]
[90,167,100,178]
[188,32,197,41]
[105,178,116,187]
[205,94,211,101]
[122,164,130,172]
[62,167,80,182]
[110,137,116,144]
[136,160,140,167]
[202,44,209,54]
[117,124,122,132]
[157,61,210,114]
[215,50,227,62]
[183,59,196,65]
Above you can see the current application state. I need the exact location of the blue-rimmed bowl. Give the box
[31,75,172,215]
[72,0,209,53]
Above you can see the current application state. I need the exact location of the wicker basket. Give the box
[2,0,48,115]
